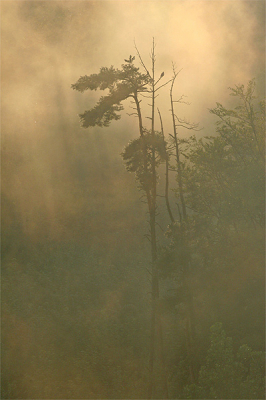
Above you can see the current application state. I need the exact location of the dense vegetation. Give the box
[2,51,265,399]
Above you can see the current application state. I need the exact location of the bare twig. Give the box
[134,39,151,77]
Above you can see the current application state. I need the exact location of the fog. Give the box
[2,0,264,237]
[1,1,265,399]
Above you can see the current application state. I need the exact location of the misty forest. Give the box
[1,1,265,399]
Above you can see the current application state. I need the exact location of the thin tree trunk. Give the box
[148,40,168,399]
[148,39,159,399]
[133,91,157,398]
[170,76,187,222]
[170,74,197,384]
[158,107,175,223]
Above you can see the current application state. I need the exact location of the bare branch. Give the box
[155,79,173,92]
[134,40,151,77]
[156,222,164,232]
[173,94,191,105]
[140,93,152,99]
[174,113,201,131]
[144,267,152,276]
[175,123,202,131]
[126,112,138,117]
[144,233,151,243]
[158,107,175,224]
[172,63,183,78]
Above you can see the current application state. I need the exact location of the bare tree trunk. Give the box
[170,76,187,222]
[147,39,159,399]
[148,40,169,399]
[158,107,175,223]
[133,91,157,398]
[170,73,197,384]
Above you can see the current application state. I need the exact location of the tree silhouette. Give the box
[72,42,170,398]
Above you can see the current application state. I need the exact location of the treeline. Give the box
[2,49,264,399]
[71,47,265,399]
[156,79,265,398]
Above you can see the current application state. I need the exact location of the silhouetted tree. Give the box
[72,41,170,398]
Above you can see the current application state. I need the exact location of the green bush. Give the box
[183,323,265,399]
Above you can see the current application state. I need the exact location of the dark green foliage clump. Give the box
[183,323,265,399]
[71,66,119,92]
[72,62,150,128]
[183,80,264,228]
[79,99,124,128]
[121,131,167,192]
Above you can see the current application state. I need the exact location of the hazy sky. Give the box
[2,0,265,129]
[2,0,265,241]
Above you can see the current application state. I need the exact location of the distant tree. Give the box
[183,323,265,399]
[158,80,265,396]
[184,79,264,229]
